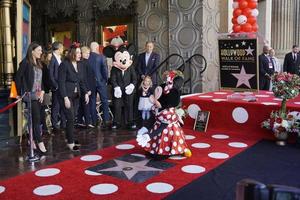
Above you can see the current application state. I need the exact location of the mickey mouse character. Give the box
[103,44,137,129]
[136,70,192,157]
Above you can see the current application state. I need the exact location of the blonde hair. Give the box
[81,46,90,54]
[140,75,153,89]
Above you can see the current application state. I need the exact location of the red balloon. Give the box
[242,8,252,17]
[232,17,238,24]
[241,23,252,32]
[248,1,258,9]
[233,24,242,33]
[247,16,256,25]
[239,0,248,9]
[252,23,258,32]
[233,8,243,17]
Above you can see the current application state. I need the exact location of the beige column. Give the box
[294,0,300,46]
[271,0,294,58]
[0,0,14,87]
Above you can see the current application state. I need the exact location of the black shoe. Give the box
[112,123,120,130]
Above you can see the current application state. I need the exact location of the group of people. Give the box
[259,44,300,90]
[15,40,160,153]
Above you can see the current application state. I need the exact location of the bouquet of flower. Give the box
[272,72,300,100]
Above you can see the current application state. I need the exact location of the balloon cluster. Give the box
[232,0,259,33]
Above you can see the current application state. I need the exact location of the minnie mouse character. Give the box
[136,70,192,157]
[103,44,137,129]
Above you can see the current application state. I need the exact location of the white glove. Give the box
[125,83,135,95]
[136,134,151,147]
[114,87,122,98]
[137,127,149,136]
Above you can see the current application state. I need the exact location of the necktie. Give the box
[294,54,297,62]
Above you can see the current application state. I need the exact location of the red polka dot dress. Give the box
[144,107,189,156]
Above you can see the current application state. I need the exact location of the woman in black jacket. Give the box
[15,42,47,153]
[58,43,89,151]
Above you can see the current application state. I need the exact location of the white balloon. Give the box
[251,9,259,17]
[237,15,247,25]
[232,2,239,9]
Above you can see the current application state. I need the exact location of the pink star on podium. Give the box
[231,65,255,88]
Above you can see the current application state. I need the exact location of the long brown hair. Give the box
[26,42,42,68]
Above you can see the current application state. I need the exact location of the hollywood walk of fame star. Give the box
[231,65,255,88]
[199,113,206,121]
[245,46,254,56]
[98,159,163,180]
[241,41,246,46]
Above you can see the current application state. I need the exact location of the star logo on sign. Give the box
[231,65,255,88]
[245,46,254,55]
[99,159,163,180]
[199,113,206,121]
[241,41,246,46]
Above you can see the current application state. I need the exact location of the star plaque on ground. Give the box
[231,65,255,88]
[86,154,176,183]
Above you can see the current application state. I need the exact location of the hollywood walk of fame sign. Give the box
[218,38,259,91]
[193,111,210,132]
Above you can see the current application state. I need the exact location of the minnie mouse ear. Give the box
[173,76,184,90]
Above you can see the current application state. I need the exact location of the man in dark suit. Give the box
[259,45,274,90]
[48,42,66,130]
[283,45,300,75]
[88,42,110,129]
[136,41,160,86]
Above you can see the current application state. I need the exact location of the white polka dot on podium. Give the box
[191,143,211,148]
[212,99,227,102]
[274,98,283,101]
[294,102,300,105]
[146,182,174,194]
[85,170,102,176]
[199,95,213,98]
[185,135,196,140]
[232,107,249,123]
[212,134,229,139]
[261,102,278,106]
[90,184,118,195]
[182,165,206,174]
[255,94,270,98]
[228,142,248,148]
[35,168,60,177]
[115,144,135,150]
[208,152,229,159]
[187,104,201,119]
[80,155,102,162]
[214,92,228,94]
[265,91,273,94]
[0,186,5,194]
[33,185,62,196]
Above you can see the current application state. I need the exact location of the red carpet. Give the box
[0,129,262,200]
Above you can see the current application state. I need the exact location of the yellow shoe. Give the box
[184,149,192,157]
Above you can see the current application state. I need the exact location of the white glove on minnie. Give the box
[136,127,150,147]
[125,83,135,95]
[114,87,122,98]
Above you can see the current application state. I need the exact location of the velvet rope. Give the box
[0,94,25,113]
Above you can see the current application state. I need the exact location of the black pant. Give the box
[113,93,134,125]
[30,100,42,143]
[61,93,79,144]
[51,90,66,129]
[77,94,91,125]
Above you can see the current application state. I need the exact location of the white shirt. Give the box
[53,52,61,65]
[145,52,151,66]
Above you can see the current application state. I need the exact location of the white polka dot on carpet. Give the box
[211,134,229,139]
[232,107,249,123]
[169,155,186,160]
[191,142,211,148]
[181,165,206,174]
[214,92,228,94]
[0,186,5,194]
[146,182,174,194]
[90,184,118,195]
[208,152,229,159]
[261,102,278,106]
[33,185,63,196]
[115,144,135,150]
[228,142,248,148]
[185,135,196,140]
[80,155,102,162]
[131,153,146,158]
[35,168,60,177]
[212,98,227,102]
[85,170,102,176]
